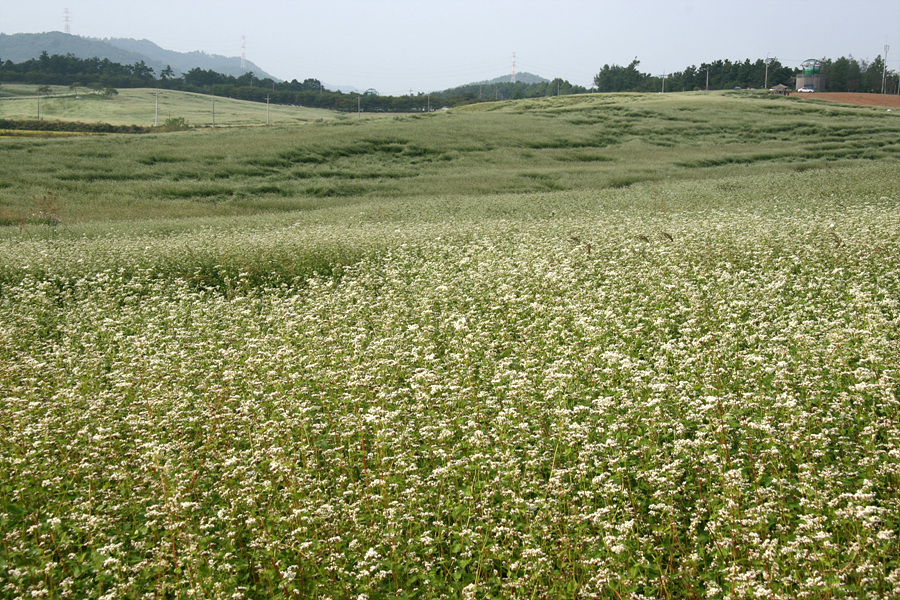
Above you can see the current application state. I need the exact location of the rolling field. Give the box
[1,91,899,599]
[0,86,348,128]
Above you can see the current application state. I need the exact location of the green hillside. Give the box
[0,85,345,127]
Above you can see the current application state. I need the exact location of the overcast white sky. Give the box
[2,0,898,94]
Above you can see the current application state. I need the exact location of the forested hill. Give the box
[0,32,274,80]
[476,72,549,85]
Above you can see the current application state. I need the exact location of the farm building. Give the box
[795,59,826,91]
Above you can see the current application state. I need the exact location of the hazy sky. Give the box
[2,0,898,94]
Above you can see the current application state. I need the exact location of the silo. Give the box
[796,59,826,91]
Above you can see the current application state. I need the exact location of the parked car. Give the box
[797,85,815,93]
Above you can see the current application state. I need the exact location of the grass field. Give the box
[1,91,899,599]
[0,86,348,128]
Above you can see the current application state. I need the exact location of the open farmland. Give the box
[0,86,346,128]
[1,91,899,599]
[791,92,900,110]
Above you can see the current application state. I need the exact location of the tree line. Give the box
[432,78,590,102]
[2,52,897,115]
[1,51,156,88]
[0,53,455,111]
[0,117,150,134]
[594,56,897,94]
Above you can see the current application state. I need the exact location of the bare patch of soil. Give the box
[791,92,900,109]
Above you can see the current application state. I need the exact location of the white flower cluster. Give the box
[1,169,898,599]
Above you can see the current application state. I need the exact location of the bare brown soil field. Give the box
[791,92,900,108]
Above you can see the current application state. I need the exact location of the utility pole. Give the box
[882,44,890,94]
[765,54,771,89]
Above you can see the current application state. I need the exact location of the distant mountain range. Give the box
[0,32,550,95]
[0,32,276,80]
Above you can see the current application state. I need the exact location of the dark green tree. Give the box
[823,57,850,92]
[129,60,154,81]
[593,59,648,92]
[301,78,323,92]
[864,55,886,92]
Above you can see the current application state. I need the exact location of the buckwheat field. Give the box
[1,92,899,599]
